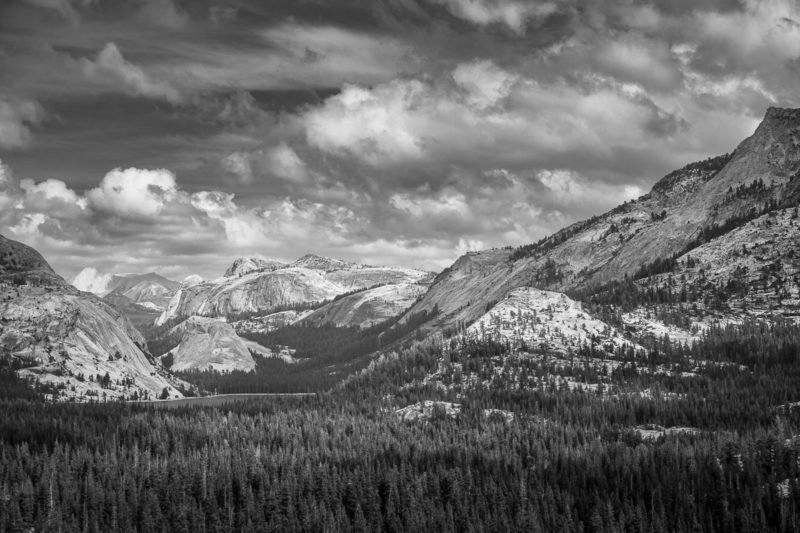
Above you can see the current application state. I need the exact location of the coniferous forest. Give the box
[2,320,800,532]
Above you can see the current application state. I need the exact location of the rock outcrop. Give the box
[302,283,427,329]
[0,234,186,401]
[166,317,287,373]
[224,257,287,278]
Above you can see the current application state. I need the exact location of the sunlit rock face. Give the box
[302,283,427,329]
[157,254,433,325]
[224,257,287,278]
[1,234,186,401]
[467,287,641,356]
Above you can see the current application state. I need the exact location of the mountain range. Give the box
[397,106,800,342]
[1,106,799,399]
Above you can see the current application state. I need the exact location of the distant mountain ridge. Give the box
[72,268,180,311]
[157,254,433,325]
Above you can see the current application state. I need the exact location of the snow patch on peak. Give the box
[72,267,113,295]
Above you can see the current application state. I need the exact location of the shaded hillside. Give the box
[0,234,68,288]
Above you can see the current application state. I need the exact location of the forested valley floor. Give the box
[2,321,800,532]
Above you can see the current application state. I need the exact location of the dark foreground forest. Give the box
[2,322,800,532]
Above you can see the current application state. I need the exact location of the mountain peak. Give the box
[0,234,67,287]
[224,257,287,277]
[291,254,356,272]
[763,106,800,121]
[72,268,179,296]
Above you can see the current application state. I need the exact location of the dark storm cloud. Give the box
[1,0,799,279]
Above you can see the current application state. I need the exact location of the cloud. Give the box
[23,0,94,25]
[305,81,427,166]
[81,43,183,103]
[0,96,44,149]
[3,0,800,280]
[301,59,688,180]
[432,0,559,33]
[0,160,21,216]
[19,178,87,219]
[452,60,518,109]
[86,167,178,220]
[136,0,189,29]
[176,24,421,94]
[221,152,254,184]
[266,143,308,182]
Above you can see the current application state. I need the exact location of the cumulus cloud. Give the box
[305,81,427,166]
[19,178,87,218]
[81,43,183,103]
[87,167,178,220]
[301,59,688,180]
[0,96,44,149]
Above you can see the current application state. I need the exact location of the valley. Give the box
[1,106,800,531]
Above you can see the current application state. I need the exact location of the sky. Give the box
[1,0,799,281]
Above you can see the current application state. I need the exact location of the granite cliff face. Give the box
[0,235,186,401]
[466,287,641,356]
[165,317,288,373]
[157,254,433,325]
[302,283,427,329]
[224,257,287,278]
[401,107,800,336]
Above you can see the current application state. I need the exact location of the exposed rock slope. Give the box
[467,288,641,356]
[232,310,313,335]
[166,317,287,373]
[0,235,185,401]
[302,283,427,329]
[402,107,800,336]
